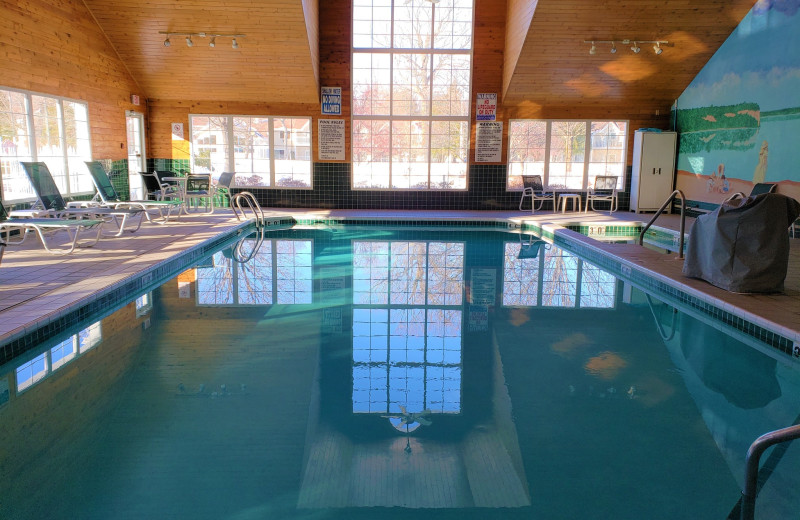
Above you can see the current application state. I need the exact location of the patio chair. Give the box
[140,171,179,201]
[19,162,144,237]
[585,175,619,213]
[84,161,181,223]
[1,196,103,259]
[722,182,776,204]
[519,175,555,214]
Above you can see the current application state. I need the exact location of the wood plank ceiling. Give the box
[81,0,320,104]
[503,0,758,113]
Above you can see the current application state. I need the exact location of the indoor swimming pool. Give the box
[1,225,799,520]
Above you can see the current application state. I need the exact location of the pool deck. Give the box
[1,207,799,355]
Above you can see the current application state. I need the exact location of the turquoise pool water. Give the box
[1,226,799,519]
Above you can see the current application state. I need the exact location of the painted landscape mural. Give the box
[674,0,800,205]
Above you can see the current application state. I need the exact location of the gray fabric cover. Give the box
[682,193,800,293]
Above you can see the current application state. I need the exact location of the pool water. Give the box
[2,226,799,520]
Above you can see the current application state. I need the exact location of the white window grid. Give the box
[0,86,92,203]
[507,119,629,191]
[351,0,475,191]
[189,115,312,189]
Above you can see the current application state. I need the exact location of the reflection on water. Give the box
[2,227,799,519]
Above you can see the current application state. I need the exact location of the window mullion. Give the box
[543,121,552,187]
[583,121,591,190]
[269,117,276,186]
[26,94,37,163]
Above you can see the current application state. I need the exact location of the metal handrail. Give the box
[638,189,686,259]
[231,191,265,225]
[741,424,800,520]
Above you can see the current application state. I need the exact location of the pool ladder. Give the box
[638,189,687,259]
[231,191,267,227]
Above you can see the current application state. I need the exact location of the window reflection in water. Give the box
[503,241,616,308]
[196,239,313,305]
[352,241,464,417]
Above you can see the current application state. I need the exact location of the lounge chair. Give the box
[19,162,144,237]
[1,196,103,259]
[585,175,619,213]
[141,171,180,201]
[518,175,555,214]
[84,161,181,223]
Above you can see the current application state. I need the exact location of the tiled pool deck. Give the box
[1,208,798,361]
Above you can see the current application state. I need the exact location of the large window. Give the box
[189,115,312,188]
[508,120,628,191]
[352,0,473,190]
[0,87,92,202]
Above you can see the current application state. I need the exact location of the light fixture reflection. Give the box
[185,36,193,47]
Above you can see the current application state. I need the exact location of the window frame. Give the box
[506,119,629,192]
[351,0,475,191]
[188,114,313,189]
[0,86,93,203]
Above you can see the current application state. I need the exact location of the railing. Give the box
[638,189,686,259]
[741,424,800,520]
[231,191,265,225]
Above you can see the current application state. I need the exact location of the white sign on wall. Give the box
[476,93,497,121]
[318,119,346,161]
[475,121,503,162]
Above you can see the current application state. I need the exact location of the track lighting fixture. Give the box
[159,31,246,49]
[583,39,668,55]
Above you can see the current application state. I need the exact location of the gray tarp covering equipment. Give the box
[683,193,800,293]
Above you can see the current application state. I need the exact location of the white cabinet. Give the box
[630,130,677,213]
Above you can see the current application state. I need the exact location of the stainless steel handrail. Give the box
[231,191,265,225]
[638,189,686,259]
[741,424,800,520]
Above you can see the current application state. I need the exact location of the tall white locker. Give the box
[630,130,677,213]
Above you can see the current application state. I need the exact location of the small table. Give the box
[163,174,213,214]
[559,193,582,212]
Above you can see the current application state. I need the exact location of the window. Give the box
[502,241,616,308]
[135,293,153,317]
[352,0,473,190]
[0,87,92,202]
[189,115,311,188]
[508,120,628,190]
[351,240,463,416]
[14,322,101,393]
[196,239,313,305]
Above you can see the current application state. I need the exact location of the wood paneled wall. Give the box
[0,0,144,160]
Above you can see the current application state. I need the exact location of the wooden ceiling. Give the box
[79,0,757,112]
[81,0,320,104]
[503,0,757,112]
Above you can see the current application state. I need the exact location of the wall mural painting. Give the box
[674,0,800,204]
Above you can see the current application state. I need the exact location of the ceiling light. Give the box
[159,31,246,50]
[584,39,668,56]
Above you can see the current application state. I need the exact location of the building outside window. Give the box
[352,0,474,190]
[507,120,628,191]
[189,115,311,188]
[0,87,92,203]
